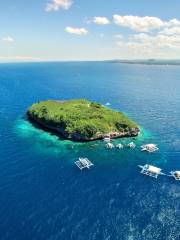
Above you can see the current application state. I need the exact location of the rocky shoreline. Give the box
[27,113,140,142]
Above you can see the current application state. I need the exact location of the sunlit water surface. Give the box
[0,62,179,240]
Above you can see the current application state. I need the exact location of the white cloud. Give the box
[113,15,180,36]
[65,26,88,35]
[160,27,180,35]
[113,15,164,32]
[45,0,72,12]
[166,18,180,27]
[2,36,14,43]
[132,33,180,48]
[112,14,180,58]
[116,32,180,58]
[93,17,110,25]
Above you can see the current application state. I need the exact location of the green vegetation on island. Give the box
[27,99,139,141]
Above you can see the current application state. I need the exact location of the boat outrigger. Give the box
[116,143,123,149]
[106,142,114,149]
[170,171,180,180]
[138,164,164,178]
[127,142,136,148]
[141,144,158,152]
[75,158,94,170]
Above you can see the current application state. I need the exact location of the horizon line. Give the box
[1,58,180,65]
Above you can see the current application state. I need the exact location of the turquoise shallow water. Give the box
[0,62,179,240]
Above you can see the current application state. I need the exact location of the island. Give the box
[27,99,140,141]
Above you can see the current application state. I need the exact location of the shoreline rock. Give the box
[27,113,140,142]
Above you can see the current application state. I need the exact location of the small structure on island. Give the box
[138,164,163,178]
[75,158,94,170]
[116,143,124,149]
[170,171,180,180]
[141,144,158,153]
[105,102,111,106]
[127,142,136,148]
[106,142,114,149]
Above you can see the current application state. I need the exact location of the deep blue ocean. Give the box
[0,62,179,240]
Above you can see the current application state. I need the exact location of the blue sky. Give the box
[1,0,180,61]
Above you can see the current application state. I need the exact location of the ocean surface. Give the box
[0,62,179,240]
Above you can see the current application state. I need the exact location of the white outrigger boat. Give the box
[127,142,136,148]
[75,158,94,170]
[116,143,123,149]
[106,142,114,149]
[141,144,158,153]
[170,171,180,180]
[103,137,111,142]
[138,164,164,178]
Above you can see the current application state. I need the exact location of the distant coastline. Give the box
[105,59,180,66]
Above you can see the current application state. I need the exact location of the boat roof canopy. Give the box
[146,144,157,147]
[175,171,180,176]
[148,165,161,174]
